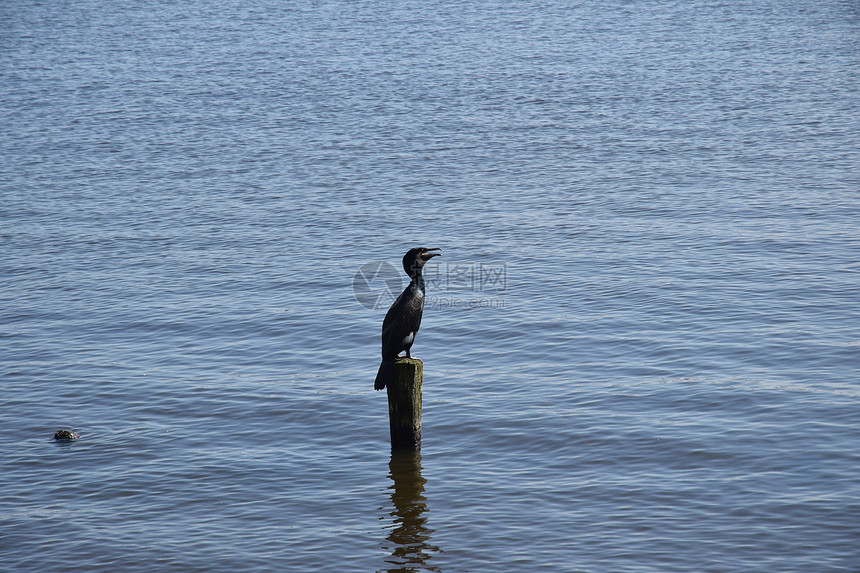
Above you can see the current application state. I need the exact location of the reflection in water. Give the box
[381,450,442,572]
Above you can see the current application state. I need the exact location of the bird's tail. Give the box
[374,360,394,391]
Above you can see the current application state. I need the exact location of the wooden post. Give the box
[386,357,423,450]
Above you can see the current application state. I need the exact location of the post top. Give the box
[394,357,423,365]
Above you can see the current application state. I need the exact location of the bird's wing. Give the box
[381,289,407,359]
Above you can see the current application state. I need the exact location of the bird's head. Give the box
[403,247,442,277]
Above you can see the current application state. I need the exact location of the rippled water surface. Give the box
[2,0,859,571]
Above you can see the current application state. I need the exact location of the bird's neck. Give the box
[409,272,426,293]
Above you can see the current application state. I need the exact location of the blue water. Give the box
[2,0,859,571]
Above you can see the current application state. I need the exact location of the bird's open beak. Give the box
[421,248,442,261]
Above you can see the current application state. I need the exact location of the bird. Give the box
[374,247,441,390]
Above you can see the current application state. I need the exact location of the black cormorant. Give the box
[374,247,441,390]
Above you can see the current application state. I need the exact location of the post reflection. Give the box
[381,449,441,572]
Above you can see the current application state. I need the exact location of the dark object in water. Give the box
[53,429,79,441]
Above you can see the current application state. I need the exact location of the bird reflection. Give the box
[381,449,441,572]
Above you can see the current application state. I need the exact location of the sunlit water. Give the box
[2,0,859,571]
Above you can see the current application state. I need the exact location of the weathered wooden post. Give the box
[386,357,423,450]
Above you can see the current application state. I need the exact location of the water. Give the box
[2,0,859,571]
